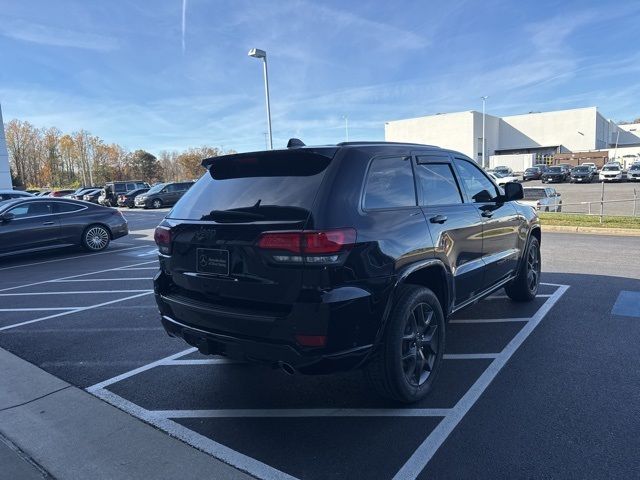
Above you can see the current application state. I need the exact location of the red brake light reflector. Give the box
[303,229,356,254]
[257,232,302,253]
[295,334,327,347]
[154,226,172,254]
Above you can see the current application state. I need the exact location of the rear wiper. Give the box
[201,210,265,222]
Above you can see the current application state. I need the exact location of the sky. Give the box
[1,0,640,155]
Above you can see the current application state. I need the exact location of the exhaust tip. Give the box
[279,362,296,375]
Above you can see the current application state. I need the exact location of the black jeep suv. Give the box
[154,141,541,403]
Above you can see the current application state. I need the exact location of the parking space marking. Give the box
[0,245,151,272]
[50,278,153,282]
[117,267,158,270]
[87,348,198,391]
[0,290,152,296]
[3,327,164,334]
[90,388,298,480]
[150,408,452,419]
[393,284,569,480]
[611,291,640,318]
[0,260,157,293]
[443,353,499,360]
[0,307,78,312]
[166,359,237,366]
[449,318,529,324]
[0,291,154,331]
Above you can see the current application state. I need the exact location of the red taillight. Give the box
[257,232,302,253]
[295,334,327,347]
[257,229,356,254]
[154,226,172,255]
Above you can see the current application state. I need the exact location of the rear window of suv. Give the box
[168,150,336,222]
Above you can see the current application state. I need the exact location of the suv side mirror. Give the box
[0,212,15,223]
[503,182,524,201]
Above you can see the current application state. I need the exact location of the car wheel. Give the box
[152,199,163,209]
[505,236,540,302]
[82,224,111,252]
[365,285,445,403]
[557,204,562,212]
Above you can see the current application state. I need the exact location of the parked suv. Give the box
[153,141,541,403]
[135,181,194,209]
[99,181,149,207]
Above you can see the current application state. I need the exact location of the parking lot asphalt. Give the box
[1,210,639,479]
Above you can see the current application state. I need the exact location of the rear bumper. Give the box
[154,272,384,374]
[111,222,129,239]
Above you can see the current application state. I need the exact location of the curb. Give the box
[541,225,640,236]
[0,348,252,480]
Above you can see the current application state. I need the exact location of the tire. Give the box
[365,285,445,403]
[152,199,163,209]
[505,236,540,302]
[82,224,111,251]
[557,204,562,212]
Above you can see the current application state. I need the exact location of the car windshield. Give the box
[603,166,619,171]
[525,168,538,173]
[523,188,547,200]
[548,167,562,172]
[629,165,640,171]
[573,167,589,172]
[492,171,505,178]
[146,184,165,194]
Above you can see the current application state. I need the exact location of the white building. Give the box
[385,106,640,169]
[0,104,11,189]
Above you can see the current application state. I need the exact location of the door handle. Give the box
[481,210,494,218]
[429,215,448,224]
[42,221,55,225]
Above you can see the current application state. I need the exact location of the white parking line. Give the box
[87,348,197,391]
[3,327,164,334]
[0,290,152,296]
[116,267,158,271]
[51,278,153,282]
[0,260,157,293]
[165,359,237,366]
[0,307,78,312]
[449,318,529,324]
[392,284,569,479]
[0,245,150,272]
[443,353,499,360]
[0,291,154,331]
[151,408,452,419]
[89,388,297,480]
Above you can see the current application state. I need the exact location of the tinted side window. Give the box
[415,161,463,206]
[126,183,136,191]
[54,202,85,213]
[114,184,127,193]
[166,184,178,193]
[454,158,499,203]
[9,202,53,218]
[364,157,416,210]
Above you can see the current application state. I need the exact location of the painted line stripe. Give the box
[0,291,154,331]
[0,307,79,312]
[152,408,451,418]
[443,353,499,360]
[0,290,152,296]
[115,267,158,271]
[3,327,164,334]
[89,388,297,480]
[0,260,157,293]
[164,359,237,366]
[50,278,153,282]
[86,347,197,391]
[0,245,150,272]
[393,284,569,480]
[448,318,529,324]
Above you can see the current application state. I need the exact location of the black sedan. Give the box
[569,165,594,183]
[541,166,567,183]
[0,198,128,257]
[82,189,102,203]
[523,166,543,181]
[117,188,149,208]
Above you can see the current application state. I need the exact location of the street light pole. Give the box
[481,96,488,168]
[248,48,273,150]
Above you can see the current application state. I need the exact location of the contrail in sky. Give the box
[181,0,187,53]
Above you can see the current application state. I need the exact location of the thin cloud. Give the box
[0,19,118,51]
[182,0,188,53]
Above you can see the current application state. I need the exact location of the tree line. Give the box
[5,119,235,188]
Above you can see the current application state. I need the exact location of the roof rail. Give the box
[336,141,437,147]
[287,138,306,148]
